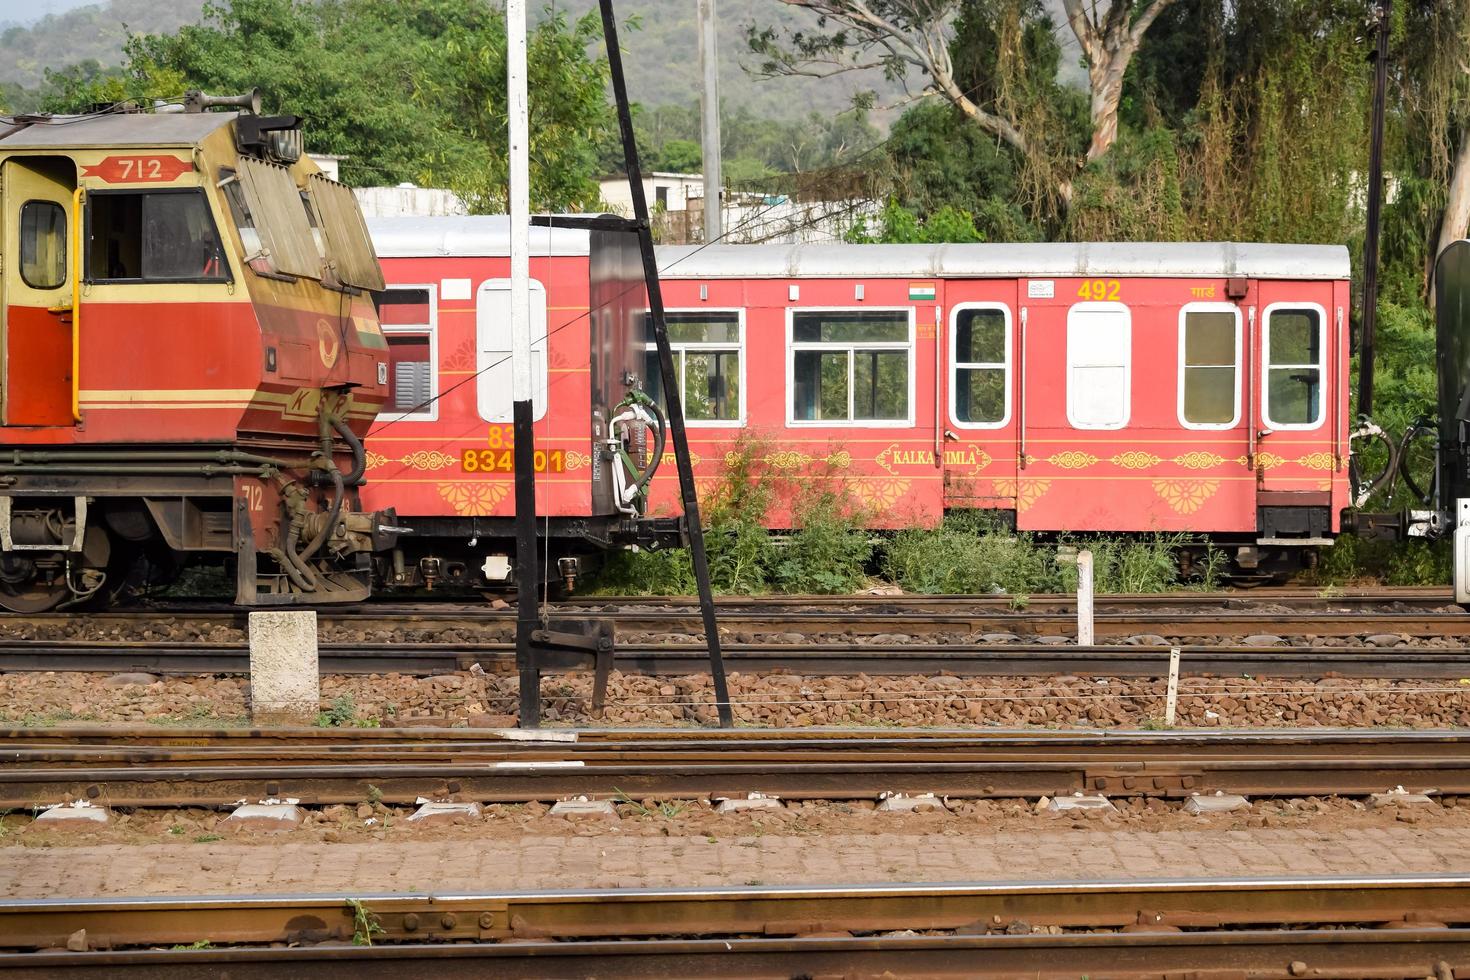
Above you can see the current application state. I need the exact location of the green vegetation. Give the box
[589,447,1231,596]
[348,899,384,947]
[314,694,378,729]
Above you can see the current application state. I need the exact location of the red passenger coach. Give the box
[359,219,1352,585]
[646,242,1351,573]
[361,217,663,591]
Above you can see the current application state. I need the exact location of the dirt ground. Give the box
[5,669,1470,729]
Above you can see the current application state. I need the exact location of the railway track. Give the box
[3,876,1470,977]
[6,586,1461,635]
[4,727,1468,807]
[4,636,1470,677]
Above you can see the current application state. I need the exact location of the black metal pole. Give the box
[513,398,540,728]
[598,0,733,728]
[1358,0,1391,418]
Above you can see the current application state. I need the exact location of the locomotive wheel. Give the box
[0,576,69,613]
[0,527,112,613]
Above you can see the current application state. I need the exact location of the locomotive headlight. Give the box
[267,127,303,164]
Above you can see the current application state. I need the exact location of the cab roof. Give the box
[0,111,238,151]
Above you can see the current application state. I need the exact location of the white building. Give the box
[599,172,706,216]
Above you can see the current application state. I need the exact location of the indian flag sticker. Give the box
[909,282,936,301]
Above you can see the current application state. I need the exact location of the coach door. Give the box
[0,156,77,426]
[941,281,1020,514]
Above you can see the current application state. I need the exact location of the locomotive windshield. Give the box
[87,189,228,283]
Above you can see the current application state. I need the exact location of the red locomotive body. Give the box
[364,218,1350,583]
[0,99,398,611]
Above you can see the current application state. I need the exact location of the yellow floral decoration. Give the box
[992,478,1052,512]
[438,482,509,516]
[1152,479,1220,514]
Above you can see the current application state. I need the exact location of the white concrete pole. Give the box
[1076,549,1094,646]
[697,0,722,243]
[1164,647,1181,727]
[508,0,531,402]
[248,611,318,725]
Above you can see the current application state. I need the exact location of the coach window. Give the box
[86,189,229,283]
[1066,302,1131,429]
[644,311,743,424]
[1178,303,1241,428]
[1263,304,1325,428]
[951,305,1009,427]
[19,201,66,289]
[790,309,912,424]
[374,286,438,422]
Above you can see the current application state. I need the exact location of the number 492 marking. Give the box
[1077,279,1121,301]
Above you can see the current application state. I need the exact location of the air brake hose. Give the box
[298,465,345,562]
[328,413,367,486]
[613,391,667,495]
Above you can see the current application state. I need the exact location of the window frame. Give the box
[18,199,67,290]
[376,282,439,423]
[644,307,746,427]
[1176,301,1243,431]
[948,302,1012,430]
[1065,301,1132,431]
[1261,301,1327,431]
[786,306,916,427]
[83,187,232,286]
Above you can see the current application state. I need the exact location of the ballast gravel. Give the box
[4,668,1470,729]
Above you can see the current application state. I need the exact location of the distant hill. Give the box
[0,0,205,88]
[0,0,909,121]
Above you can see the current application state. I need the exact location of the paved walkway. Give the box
[4,826,1468,897]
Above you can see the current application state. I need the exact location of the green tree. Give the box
[41,0,615,212]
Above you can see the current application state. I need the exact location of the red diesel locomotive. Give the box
[0,95,400,612]
[363,216,1350,586]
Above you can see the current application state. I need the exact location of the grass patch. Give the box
[314,694,379,729]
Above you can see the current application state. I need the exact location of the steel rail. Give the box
[7,931,1470,979]
[5,728,1470,807]
[4,876,1470,979]
[3,637,1470,678]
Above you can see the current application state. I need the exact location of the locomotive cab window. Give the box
[374,285,437,422]
[790,309,912,424]
[1263,305,1325,429]
[19,200,66,290]
[1178,304,1241,428]
[950,305,1010,427]
[86,190,228,283]
[643,311,742,424]
[1066,302,1131,429]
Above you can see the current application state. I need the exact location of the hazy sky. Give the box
[1,0,102,28]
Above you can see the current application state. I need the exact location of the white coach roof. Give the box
[367,215,591,258]
[655,241,1351,280]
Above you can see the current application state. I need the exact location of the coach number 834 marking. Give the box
[462,449,566,473]
[1076,279,1122,301]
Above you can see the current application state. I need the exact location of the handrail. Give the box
[70,186,82,423]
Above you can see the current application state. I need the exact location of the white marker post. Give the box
[1076,549,1094,646]
[1165,646,1181,726]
